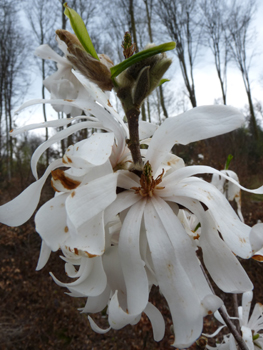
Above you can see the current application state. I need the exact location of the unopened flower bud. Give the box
[56,29,113,91]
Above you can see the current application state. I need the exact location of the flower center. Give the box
[131,161,165,197]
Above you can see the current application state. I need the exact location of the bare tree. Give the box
[27,0,58,165]
[0,1,30,179]
[227,0,258,138]
[156,0,202,108]
[200,0,230,105]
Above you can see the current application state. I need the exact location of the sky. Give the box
[14,1,263,135]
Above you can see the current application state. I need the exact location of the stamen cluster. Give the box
[131,161,165,197]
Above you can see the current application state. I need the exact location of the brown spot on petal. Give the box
[71,191,76,198]
[51,169,81,191]
[64,226,69,233]
[207,310,213,315]
[64,99,74,102]
[10,129,13,133]
[107,99,113,107]
[167,161,171,166]
[84,251,98,258]
[252,255,263,262]
[74,248,79,255]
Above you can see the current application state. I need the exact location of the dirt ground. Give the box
[0,174,263,350]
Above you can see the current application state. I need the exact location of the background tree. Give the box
[227,0,258,138]
[200,0,230,105]
[156,0,202,108]
[0,0,30,180]
[26,0,58,166]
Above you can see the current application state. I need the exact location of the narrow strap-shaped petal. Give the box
[104,191,141,225]
[241,292,253,327]
[80,284,111,313]
[51,256,107,297]
[31,121,102,179]
[119,199,149,315]
[146,105,245,174]
[162,165,263,195]
[35,44,67,64]
[36,240,52,271]
[144,302,165,342]
[0,158,63,226]
[241,326,254,350]
[64,132,114,168]
[162,179,254,258]
[108,291,141,330]
[247,303,263,331]
[35,193,69,251]
[88,316,111,334]
[144,199,203,349]
[66,173,117,232]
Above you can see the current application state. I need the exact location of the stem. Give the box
[201,265,248,350]
[218,308,247,350]
[126,107,143,168]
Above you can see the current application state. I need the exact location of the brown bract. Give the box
[56,29,113,91]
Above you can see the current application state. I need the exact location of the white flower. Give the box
[103,105,263,348]
[205,292,263,350]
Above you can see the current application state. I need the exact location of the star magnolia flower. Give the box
[205,291,263,350]
[102,105,263,348]
[0,68,158,267]
[211,169,244,222]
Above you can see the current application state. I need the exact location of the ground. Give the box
[0,168,263,350]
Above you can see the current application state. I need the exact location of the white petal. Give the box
[34,44,67,64]
[102,246,127,308]
[0,159,63,226]
[65,212,105,256]
[248,303,263,332]
[80,284,110,313]
[162,178,254,259]
[203,325,226,338]
[104,191,141,225]
[36,240,51,270]
[108,291,141,330]
[88,316,111,334]
[146,105,245,174]
[162,165,263,196]
[201,295,223,317]
[241,326,254,350]
[119,199,149,315]
[197,208,253,293]
[144,199,203,349]
[151,196,213,301]
[144,302,165,342]
[10,117,77,136]
[51,256,107,297]
[31,121,102,179]
[117,170,140,189]
[64,132,114,168]
[250,224,263,254]
[241,291,253,327]
[35,193,69,251]
[139,121,158,140]
[66,173,117,231]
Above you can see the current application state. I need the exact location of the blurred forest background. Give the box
[0,0,263,349]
